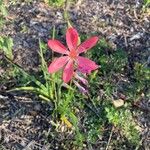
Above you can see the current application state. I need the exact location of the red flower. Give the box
[48,27,99,83]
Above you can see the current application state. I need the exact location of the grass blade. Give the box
[7,86,49,98]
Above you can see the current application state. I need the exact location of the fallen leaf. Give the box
[113,99,124,108]
[61,116,72,128]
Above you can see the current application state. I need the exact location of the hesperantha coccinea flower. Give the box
[48,27,99,83]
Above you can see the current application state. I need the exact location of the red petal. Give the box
[48,56,69,73]
[63,60,74,83]
[77,56,98,74]
[77,36,99,54]
[66,28,79,51]
[48,40,68,54]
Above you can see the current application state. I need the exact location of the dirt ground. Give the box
[0,0,150,149]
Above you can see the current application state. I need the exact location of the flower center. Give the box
[69,50,78,59]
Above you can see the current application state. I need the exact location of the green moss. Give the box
[44,0,66,7]
[105,107,140,145]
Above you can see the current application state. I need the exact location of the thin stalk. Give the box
[58,81,63,102]
[87,93,99,116]
[105,126,114,150]
[39,38,52,98]
[64,0,71,27]
[52,25,55,59]
[39,95,51,102]
[50,25,56,100]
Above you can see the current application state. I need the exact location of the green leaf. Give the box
[7,86,50,98]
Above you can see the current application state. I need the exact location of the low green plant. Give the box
[0,0,7,16]
[88,38,127,74]
[124,62,150,104]
[134,62,150,83]
[44,0,75,7]
[9,0,33,5]
[144,0,150,7]
[4,41,83,146]
[5,26,99,147]
[0,36,13,60]
[44,0,66,7]
[106,106,140,145]
[8,38,71,102]
[85,40,141,147]
[0,0,8,29]
[142,0,150,12]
